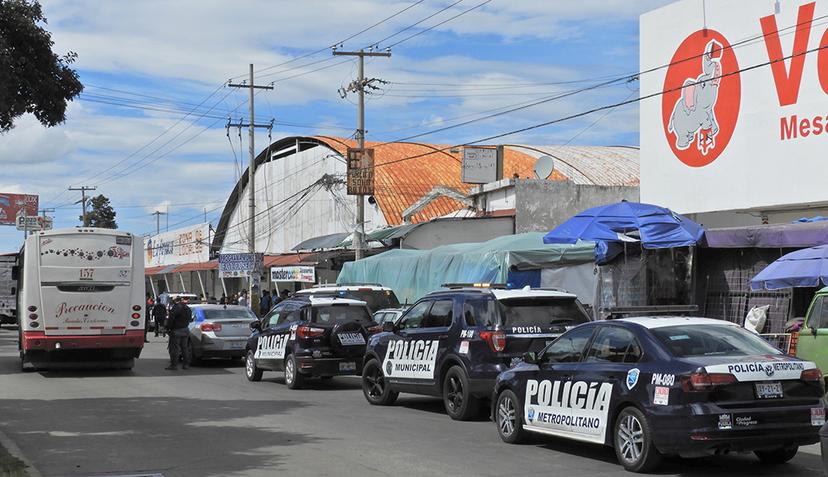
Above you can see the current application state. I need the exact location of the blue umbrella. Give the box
[543,201,705,264]
[751,245,828,290]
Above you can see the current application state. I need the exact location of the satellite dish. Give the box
[533,155,555,180]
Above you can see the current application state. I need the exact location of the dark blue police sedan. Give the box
[492,317,825,472]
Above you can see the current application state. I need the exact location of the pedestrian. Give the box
[219,293,227,305]
[281,289,291,300]
[238,289,248,308]
[205,292,216,304]
[152,299,167,338]
[165,297,192,371]
[259,289,271,316]
[231,293,239,305]
[198,294,204,303]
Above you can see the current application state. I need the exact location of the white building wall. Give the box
[220,142,388,255]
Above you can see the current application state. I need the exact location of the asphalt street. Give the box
[0,327,823,477]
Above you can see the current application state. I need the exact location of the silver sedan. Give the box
[188,304,257,362]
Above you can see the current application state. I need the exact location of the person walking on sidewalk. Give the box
[152,299,167,338]
[165,297,192,371]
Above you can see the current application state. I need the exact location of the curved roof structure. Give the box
[211,136,639,253]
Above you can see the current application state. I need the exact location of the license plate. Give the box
[755,381,783,399]
[339,361,356,372]
[812,407,826,426]
[228,341,246,349]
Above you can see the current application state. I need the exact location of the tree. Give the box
[0,0,83,132]
[83,195,117,229]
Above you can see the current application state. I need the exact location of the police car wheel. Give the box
[362,359,398,405]
[245,350,263,382]
[285,354,304,389]
[754,446,798,464]
[496,389,526,444]
[443,366,480,421]
[613,406,662,473]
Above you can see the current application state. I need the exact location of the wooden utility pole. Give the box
[333,47,390,260]
[227,65,274,312]
[151,210,167,235]
[69,186,96,226]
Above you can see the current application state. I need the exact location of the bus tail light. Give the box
[200,322,222,332]
[296,325,325,339]
[131,313,140,319]
[27,306,37,312]
[681,371,737,392]
[28,313,38,320]
[132,305,141,311]
[479,330,506,353]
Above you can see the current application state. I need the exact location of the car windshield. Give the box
[311,305,373,325]
[650,324,782,357]
[497,298,589,327]
[202,308,256,321]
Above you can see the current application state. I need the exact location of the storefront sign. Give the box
[640,0,828,214]
[347,147,375,195]
[271,266,315,283]
[144,223,210,267]
[15,212,52,231]
[219,252,263,278]
[0,193,38,226]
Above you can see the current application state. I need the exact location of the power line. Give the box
[386,0,492,48]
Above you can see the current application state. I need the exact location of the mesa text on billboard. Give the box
[763,3,828,141]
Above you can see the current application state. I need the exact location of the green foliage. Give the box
[0,0,83,132]
[83,195,117,229]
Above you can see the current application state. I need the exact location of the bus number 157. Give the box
[79,268,94,280]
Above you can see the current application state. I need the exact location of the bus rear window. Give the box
[39,235,132,267]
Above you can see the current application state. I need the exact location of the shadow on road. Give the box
[258,375,363,391]
[0,396,319,477]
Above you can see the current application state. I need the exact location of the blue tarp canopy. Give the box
[337,233,595,304]
[751,245,828,290]
[543,201,705,264]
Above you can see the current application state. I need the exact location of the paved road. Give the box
[0,327,824,477]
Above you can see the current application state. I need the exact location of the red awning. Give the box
[173,261,218,272]
[263,253,314,267]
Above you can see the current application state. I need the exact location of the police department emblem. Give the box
[527,407,536,422]
[385,360,393,376]
[626,368,640,390]
[763,364,775,377]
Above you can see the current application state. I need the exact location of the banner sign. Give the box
[144,223,210,267]
[0,193,38,226]
[461,146,498,184]
[219,252,263,278]
[271,266,315,283]
[347,147,375,195]
[15,213,52,232]
[640,0,828,214]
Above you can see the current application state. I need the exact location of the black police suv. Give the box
[245,295,378,388]
[361,285,591,420]
[294,283,401,313]
[492,317,826,473]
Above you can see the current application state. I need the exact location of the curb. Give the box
[0,426,43,477]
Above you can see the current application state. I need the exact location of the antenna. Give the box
[533,155,555,180]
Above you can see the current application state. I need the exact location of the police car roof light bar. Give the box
[441,283,508,290]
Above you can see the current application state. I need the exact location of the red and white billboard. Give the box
[640,1,828,214]
[0,193,38,226]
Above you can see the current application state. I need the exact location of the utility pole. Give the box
[151,210,167,235]
[333,47,391,260]
[69,186,96,227]
[227,64,274,313]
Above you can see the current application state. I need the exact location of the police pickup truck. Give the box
[245,295,378,388]
[492,317,826,472]
[362,285,591,420]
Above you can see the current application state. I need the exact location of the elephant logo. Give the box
[661,29,741,168]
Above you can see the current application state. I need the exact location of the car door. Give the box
[255,302,296,370]
[797,293,828,373]
[574,325,643,444]
[407,298,456,389]
[523,325,596,437]
[383,299,435,387]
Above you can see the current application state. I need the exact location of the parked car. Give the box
[188,304,258,362]
[362,284,591,420]
[492,317,826,473]
[796,286,828,385]
[245,295,379,388]
[372,307,407,325]
[294,283,400,313]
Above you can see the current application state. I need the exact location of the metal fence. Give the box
[759,333,793,354]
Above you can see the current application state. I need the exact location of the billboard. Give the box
[144,223,210,267]
[218,252,263,278]
[461,146,498,184]
[0,193,38,226]
[640,0,828,214]
[346,148,375,195]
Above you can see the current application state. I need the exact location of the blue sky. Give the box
[0,0,672,252]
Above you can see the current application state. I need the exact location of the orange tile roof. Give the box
[316,137,551,226]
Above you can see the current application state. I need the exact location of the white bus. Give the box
[15,227,146,370]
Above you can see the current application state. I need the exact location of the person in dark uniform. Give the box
[165,297,192,371]
[152,299,167,338]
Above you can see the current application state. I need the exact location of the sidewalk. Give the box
[0,428,37,477]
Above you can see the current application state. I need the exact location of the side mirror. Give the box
[250,321,261,331]
[523,351,539,365]
[382,321,395,333]
[811,326,818,336]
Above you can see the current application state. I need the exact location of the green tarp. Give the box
[338,233,595,304]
